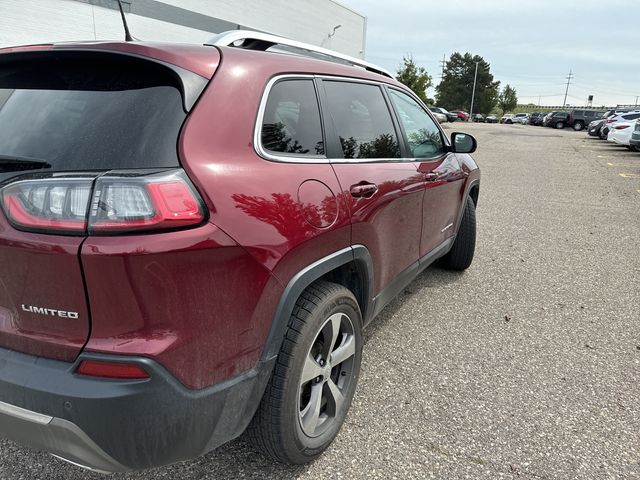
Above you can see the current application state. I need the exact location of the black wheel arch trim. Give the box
[260,245,374,362]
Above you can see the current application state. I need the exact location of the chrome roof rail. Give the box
[206,30,393,79]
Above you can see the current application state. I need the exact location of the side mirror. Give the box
[451,132,477,154]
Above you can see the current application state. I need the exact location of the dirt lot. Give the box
[1,123,639,479]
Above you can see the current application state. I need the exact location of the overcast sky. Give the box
[339,0,639,108]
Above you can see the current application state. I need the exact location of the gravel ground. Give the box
[1,123,639,479]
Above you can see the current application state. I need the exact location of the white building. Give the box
[0,0,366,58]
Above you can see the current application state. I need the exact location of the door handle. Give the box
[424,172,440,182]
[350,183,378,198]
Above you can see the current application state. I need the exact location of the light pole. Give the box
[468,61,479,122]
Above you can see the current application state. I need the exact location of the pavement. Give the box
[1,123,639,479]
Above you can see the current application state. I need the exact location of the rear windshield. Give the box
[0,53,186,173]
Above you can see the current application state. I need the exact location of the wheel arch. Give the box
[468,182,480,207]
[260,246,374,362]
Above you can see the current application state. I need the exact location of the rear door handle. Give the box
[424,172,439,182]
[350,183,378,198]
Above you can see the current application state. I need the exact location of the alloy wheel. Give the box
[298,312,356,438]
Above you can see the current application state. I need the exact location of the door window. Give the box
[323,81,400,159]
[388,89,444,159]
[261,79,324,156]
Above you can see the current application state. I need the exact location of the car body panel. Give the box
[0,40,481,471]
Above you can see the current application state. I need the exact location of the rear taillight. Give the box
[0,177,93,235]
[90,171,204,233]
[607,118,617,123]
[614,125,630,130]
[76,359,150,380]
[0,169,206,236]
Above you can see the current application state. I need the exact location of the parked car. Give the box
[588,119,606,137]
[511,113,530,124]
[569,109,606,131]
[472,113,485,123]
[607,121,636,148]
[527,112,544,125]
[600,111,640,140]
[430,106,458,122]
[544,111,570,129]
[485,115,498,123]
[451,110,469,121]
[530,112,548,126]
[630,120,640,152]
[428,107,448,124]
[541,112,556,126]
[0,31,481,472]
[500,114,515,124]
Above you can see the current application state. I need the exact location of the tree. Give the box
[498,84,518,115]
[396,55,433,105]
[435,53,500,114]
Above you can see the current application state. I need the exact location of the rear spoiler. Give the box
[0,48,209,112]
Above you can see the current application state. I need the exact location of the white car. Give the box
[511,113,530,124]
[430,111,448,124]
[601,111,640,139]
[500,114,514,124]
[607,121,635,146]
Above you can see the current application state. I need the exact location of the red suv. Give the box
[0,31,480,472]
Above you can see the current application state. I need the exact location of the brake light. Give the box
[90,172,204,233]
[0,170,206,235]
[77,360,150,379]
[614,125,630,130]
[607,118,617,123]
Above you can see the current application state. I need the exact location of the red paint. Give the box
[0,215,89,361]
[0,42,480,389]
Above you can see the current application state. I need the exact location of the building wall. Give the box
[0,0,366,57]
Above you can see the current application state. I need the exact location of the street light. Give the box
[468,61,479,122]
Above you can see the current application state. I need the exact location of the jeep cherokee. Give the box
[0,31,480,472]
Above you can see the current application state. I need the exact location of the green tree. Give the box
[396,55,433,105]
[435,52,500,114]
[498,84,518,115]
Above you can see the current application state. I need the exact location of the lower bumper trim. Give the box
[0,401,128,473]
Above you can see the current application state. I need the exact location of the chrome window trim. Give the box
[254,74,448,165]
[385,86,450,162]
[254,74,329,164]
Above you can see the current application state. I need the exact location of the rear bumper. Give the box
[0,347,274,472]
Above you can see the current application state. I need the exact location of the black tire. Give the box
[246,281,363,464]
[506,120,512,124]
[573,122,584,131]
[555,122,564,129]
[439,196,476,270]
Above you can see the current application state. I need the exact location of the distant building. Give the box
[0,0,366,58]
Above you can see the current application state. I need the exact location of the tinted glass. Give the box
[323,81,400,159]
[0,55,186,174]
[389,89,444,159]
[622,113,640,121]
[261,79,324,156]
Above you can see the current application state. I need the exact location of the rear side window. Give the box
[388,89,444,159]
[260,79,324,156]
[322,81,400,159]
[0,53,186,172]
[622,113,640,121]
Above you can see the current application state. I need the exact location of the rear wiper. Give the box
[0,155,52,172]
